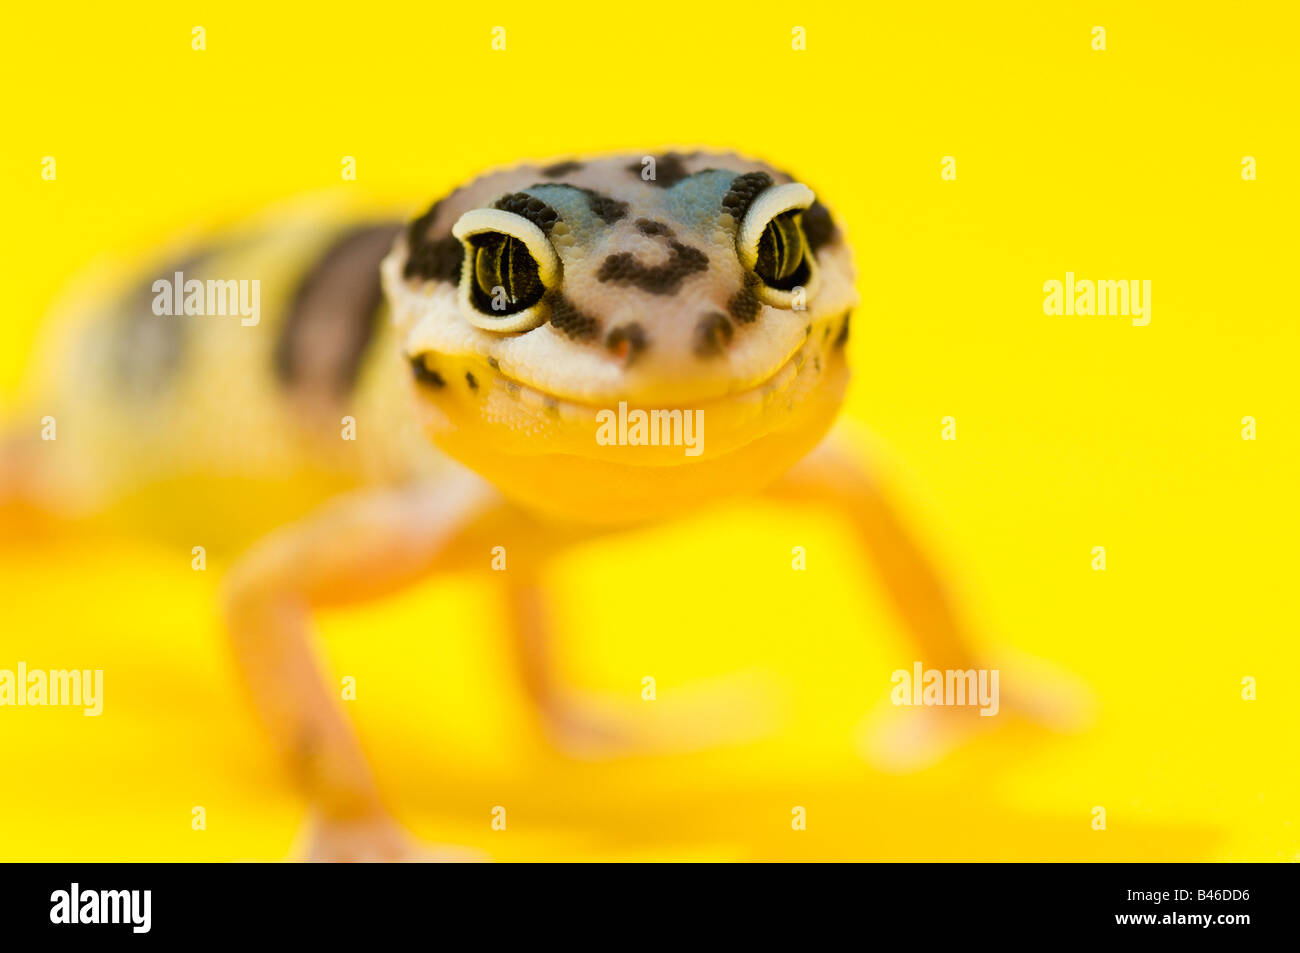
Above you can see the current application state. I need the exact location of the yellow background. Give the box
[1,2,1296,860]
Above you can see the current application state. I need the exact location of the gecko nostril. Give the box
[693,312,734,358]
[605,323,648,365]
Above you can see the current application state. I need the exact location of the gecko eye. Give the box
[451,208,561,332]
[470,232,543,314]
[737,182,820,306]
[754,211,808,289]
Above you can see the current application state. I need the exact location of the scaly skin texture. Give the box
[6,153,1075,861]
[387,152,857,525]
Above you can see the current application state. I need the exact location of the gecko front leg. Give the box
[768,437,1089,771]
[500,532,778,760]
[221,469,495,861]
[502,574,646,758]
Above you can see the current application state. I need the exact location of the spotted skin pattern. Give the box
[393,152,855,417]
[9,152,1044,863]
[20,152,855,535]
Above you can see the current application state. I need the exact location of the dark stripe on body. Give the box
[275,223,402,397]
[112,248,212,398]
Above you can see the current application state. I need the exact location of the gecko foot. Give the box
[539,675,778,761]
[858,650,1095,773]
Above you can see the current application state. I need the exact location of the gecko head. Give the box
[382,152,857,525]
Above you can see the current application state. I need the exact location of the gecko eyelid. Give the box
[451,209,561,332]
[736,182,820,307]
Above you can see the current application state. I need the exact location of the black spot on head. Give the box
[597,241,708,295]
[404,234,462,282]
[635,218,675,238]
[605,323,648,365]
[834,311,852,348]
[580,189,629,225]
[404,199,464,282]
[487,357,500,370]
[727,277,762,324]
[529,182,627,224]
[802,200,836,253]
[410,357,445,388]
[721,172,774,222]
[493,192,561,235]
[465,371,478,391]
[694,312,734,358]
[546,291,600,340]
[540,160,584,178]
[626,152,692,188]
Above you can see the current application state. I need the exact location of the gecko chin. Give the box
[405,317,851,527]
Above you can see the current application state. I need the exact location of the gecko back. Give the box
[5,203,441,545]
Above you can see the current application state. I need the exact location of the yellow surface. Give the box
[1,2,1296,861]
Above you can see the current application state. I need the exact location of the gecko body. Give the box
[6,152,1025,861]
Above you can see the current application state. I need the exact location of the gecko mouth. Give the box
[403,309,851,478]
[408,309,852,416]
